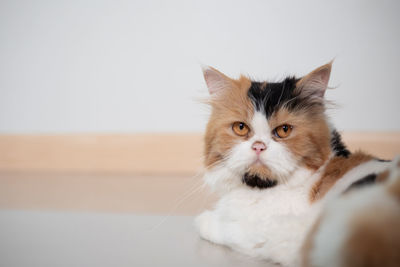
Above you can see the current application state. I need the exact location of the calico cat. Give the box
[195,63,400,267]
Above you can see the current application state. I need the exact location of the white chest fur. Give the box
[195,168,322,266]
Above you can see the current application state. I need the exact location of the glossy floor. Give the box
[0,172,279,267]
[0,210,278,267]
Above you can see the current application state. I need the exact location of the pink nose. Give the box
[252,141,266,155]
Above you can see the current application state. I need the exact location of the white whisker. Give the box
[149,184,204,232]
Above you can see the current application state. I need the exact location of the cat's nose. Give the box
[252,141,266,155]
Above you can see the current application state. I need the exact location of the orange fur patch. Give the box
[310,152,374,202]
[204,75,253,167]
[269,108,331,171]
[341,206,400,267]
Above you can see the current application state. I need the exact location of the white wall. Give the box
[1,0,399,133]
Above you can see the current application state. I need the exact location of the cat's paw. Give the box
[195,211,222,244]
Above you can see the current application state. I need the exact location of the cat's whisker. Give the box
[179,174,206,198]
[149,183,205,232]
[196,185,214,214]
[149,171,205,228]
[198,154,228,171]
[205,157,227,170]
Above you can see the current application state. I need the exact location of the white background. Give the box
[1,0,399,133]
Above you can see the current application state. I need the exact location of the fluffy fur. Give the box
[195,63,400,266]
[302,158,400,267]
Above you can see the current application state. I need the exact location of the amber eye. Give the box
[274,124,293,138]
[232,122,250,136]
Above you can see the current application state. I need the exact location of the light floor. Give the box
[0,172,277,267]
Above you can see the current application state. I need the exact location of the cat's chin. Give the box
[243,163,278,189]
[242,172,277,189]
[247,162,273,178]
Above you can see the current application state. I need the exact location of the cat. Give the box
[195,62,400,267]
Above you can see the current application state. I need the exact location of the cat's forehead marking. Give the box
[250,112,271,141]
[247,78,299,119]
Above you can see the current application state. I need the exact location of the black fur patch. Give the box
[247,77,326,120]
[248,78,301,118]
[377,158,391,162]
[242,173,277,189]
[344,173,377,193]
[330,130,351,158]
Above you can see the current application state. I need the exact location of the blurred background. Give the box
[0,1,400,266]
[1,0,400,133]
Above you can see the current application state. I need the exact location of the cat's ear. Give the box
[296,62,332,98]
[202,66,234,95]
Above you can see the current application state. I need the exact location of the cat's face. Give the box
[203,63,333,190]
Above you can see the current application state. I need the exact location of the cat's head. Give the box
[202,63,335,192]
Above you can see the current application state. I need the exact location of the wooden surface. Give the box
[0,172,216,215]
[0,132,399,175]
[0,134,203,175]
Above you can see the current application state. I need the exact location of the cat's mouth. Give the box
[242,172,277,189]
[253,159,264,165]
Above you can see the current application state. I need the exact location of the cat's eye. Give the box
[274,124,293,138]
[232,122,250,136]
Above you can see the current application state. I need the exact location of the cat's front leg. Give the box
[195,210,225,245]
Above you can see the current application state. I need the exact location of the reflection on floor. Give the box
[0,173,279,267]
[0,210,276,267]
